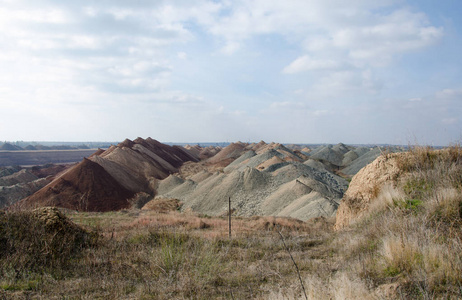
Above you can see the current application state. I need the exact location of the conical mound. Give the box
[189,170,213,183]
[164,179,197,200]
[342,150,359,166]
[223,150,256,172]
[277,191,338,220]
[261,179,312,215]
[257,155,284,170]
[310,147,344,166]
[243,167,268,190]
[206,142,248,165]
[17,158,135,212]
[157,175,185,195]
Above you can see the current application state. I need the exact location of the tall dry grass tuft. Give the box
[330,272,374,300]
[268,272,374,299]
[330,145,462,298]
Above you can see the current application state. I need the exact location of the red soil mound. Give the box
[30,164,70,179]
[15,138,198,212]
[89,148,105,158]
[96,137,198,182]
[183,145,201,160]
[200,146,221,160]
[251,140,267,152]
[206,142,248,165]
[17,158,135,212]
[135,137,198,168]
[119,138,136,149]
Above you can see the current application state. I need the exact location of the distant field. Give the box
[0,149,99,166]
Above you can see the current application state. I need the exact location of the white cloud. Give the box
[269,101,308,110]
[201,1,442,65]
[303,69,383,97]
[333,10,443,66]
[442,118,458,125]
[436,88,462,99]
[280,7,443,76]
[313,110,329,116]
[68,35,102,49]
[177,52,187,59]
[265,101,333,119]
[0,7,70,25]
[83,6,98,17]
[283,55,342,74]
[0,0,456,144]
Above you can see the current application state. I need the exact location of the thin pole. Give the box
[228,196,231,238]
[277,230,308,300]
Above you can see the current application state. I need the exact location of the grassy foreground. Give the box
[0,208,333,299]
[1,146,462,299]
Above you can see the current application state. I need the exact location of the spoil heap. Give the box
[0,165,68,208]
[17,158,136,211]
[16,138,198,212]
[156,141,349,221]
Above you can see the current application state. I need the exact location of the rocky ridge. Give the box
[8,138,393,221]
[152,142,385,221]
[15,138,198,211]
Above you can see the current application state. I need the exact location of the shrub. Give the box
[0,208,93,277]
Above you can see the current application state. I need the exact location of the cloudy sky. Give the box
[1,0,461,145]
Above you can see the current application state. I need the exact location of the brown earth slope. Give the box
[14,138,198,212]
[0,165,70,208]
[334,153,402,229]
[206,142,248,166]
[99,138,198,179]
[17,158,135,212]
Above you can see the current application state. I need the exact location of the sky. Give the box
[0,0,461,145]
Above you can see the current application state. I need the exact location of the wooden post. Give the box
[228,196,231,238]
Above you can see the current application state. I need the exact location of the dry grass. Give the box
[0,208,95,294]
[268,145,462,299]
[335,146,462,299]
[0,208,334,299]
[1,146,461,299]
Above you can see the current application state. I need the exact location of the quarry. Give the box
[1,139,461,299]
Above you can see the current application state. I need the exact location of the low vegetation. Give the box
[302,146,462,299]
[0,207,333,299]
[1,146,461,299]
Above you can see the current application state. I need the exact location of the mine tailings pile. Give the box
[13,138,392,221]
[152,142,391,221]
[15,138,199,212]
